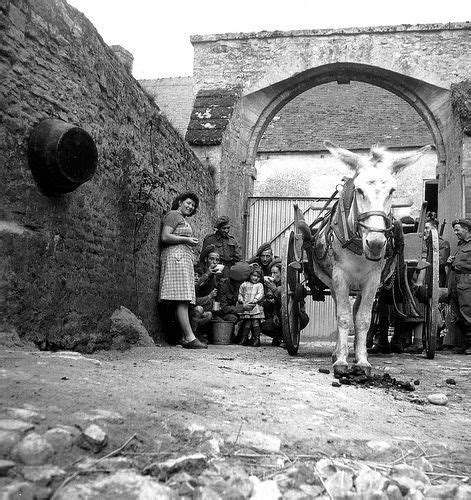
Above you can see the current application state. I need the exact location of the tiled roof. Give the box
[258,81,432,152]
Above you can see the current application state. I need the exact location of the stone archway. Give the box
[187,23,470,241]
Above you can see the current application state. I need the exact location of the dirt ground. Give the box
[1,339,470,475]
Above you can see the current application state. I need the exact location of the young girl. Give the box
[237,269,265,347]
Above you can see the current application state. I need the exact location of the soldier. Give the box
[446,219,471,354]
[202,216,241,276]
[247,242,277,276]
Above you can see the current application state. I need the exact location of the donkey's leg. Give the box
[352,294,362,352]
[353,283,378,376]
[332,278,353,377]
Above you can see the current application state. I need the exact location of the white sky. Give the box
[67,0,469,80]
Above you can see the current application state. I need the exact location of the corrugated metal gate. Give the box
[243,197,337,339]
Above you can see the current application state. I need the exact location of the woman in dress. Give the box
[159,192,207,349]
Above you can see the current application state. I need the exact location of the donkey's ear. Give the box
[324,140,361,170]
[390,145,433,173]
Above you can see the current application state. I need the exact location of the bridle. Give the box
[352,189,394,261]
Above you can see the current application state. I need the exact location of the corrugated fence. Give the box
[244,197,337,339]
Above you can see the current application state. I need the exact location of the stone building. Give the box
[185,25,470,244]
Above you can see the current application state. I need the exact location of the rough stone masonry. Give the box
[0,0,215,351]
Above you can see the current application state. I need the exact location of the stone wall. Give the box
[0,0,215,351]
[191,24,470,94]
[259,81,432,152]
[140,77,193,137]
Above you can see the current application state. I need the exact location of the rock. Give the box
[0,420,35,433]
[5,408,44,424]
[389,464,431,494]
[251,479,282,499]
[0,459,16,476]
[226,472,253,497]
[324,470,353,497]
[0,430,21,458]
[299,484,324,497]
[410,456,433,472]
[424,483,458,498]
[315,458,338,478]
[32,485,52,500]
[445,378,456,385]
[318,368,330,374]
[53,470,178,499]
[110,306,155,349]
[456,485,471,499]
[188,423,206,433]
[0,481,35,500]
[77,456,134,471]
[427,393,448,406]
[198,438,220,457]
[404,488,424,499]
[12,433,54,465]
[355,469,387,492]
[366,440,391,454]
[167,471,196,494]
[21,465,66,486]
[385,484,403,500]
[75,424,107,453]
[232,430,281,453]
[43,428,75,453]
[332,381,341,387]
[193,486,223,500]
[144,453,207,479]
[55,424,79,436]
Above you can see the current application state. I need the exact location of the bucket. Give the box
[28,119,98,195]
[210,320,234,345]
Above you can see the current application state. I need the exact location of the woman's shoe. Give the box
[182,338,208,349]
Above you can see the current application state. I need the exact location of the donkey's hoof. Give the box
[354,362,372,377]
[333,362,349,378]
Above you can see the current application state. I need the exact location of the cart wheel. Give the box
[423,227,439,359]
[281,231,302,355]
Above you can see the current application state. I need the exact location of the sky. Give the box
[67,0,469,80]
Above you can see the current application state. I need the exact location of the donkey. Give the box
[300,141,431,376]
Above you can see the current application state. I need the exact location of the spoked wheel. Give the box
[281,231,303,355]
[423,227,439,359]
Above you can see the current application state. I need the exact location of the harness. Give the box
[314,176,393,261]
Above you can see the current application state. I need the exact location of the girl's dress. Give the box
[159,210,196,305]
[238,282,264,319]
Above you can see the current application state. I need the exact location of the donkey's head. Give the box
[324,141,432,261]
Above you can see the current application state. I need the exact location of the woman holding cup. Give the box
[159,192,207,349]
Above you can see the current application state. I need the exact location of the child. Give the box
[237,269,265,347]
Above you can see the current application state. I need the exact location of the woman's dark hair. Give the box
[171,191,200,215]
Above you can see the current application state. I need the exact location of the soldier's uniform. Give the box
[202,233,241,269]
[202,216,241,275]
[447,219,471,342]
